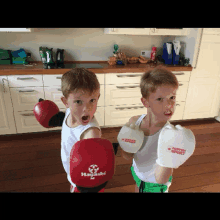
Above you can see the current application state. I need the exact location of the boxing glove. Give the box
[33,98,65,128]
[117,122,144,153]
[156,124,196,169]
[70,138,115,192]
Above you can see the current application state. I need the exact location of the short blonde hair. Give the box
[140,66,179,100]
[61,68,100,98]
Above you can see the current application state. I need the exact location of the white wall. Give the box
[0,28,176,62]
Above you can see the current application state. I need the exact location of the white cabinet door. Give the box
[0,28,31,32]
[105,84,142,106]
[104,28,150,35]
[203,28,220,35]
[105,105,146,126]
[149,28,189,36]
[14,111,48,134]
[10,87,45,112]
[104,28,188,35]
[183,77,220,119]
[0,76,17,135]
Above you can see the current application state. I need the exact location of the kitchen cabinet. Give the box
[203,28,220,35]
[183,77,220,119]
[0,67,194,135]
[0,28,31,32]
[0,76,17,135]
[169,71,191,121]
[7,75,47,134]
[104,72,146,126]
[104,71,191,126]
[183,29,220,120]
[149,28,189,36]
[104,28,150,35]
[104,28,189,36]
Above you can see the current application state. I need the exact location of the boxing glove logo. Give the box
[121,138,136,144]
[81,164,106,180]
[167,146,186,155]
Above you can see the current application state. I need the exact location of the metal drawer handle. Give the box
[17,77,34,80]
[56,77,62,79]
[2,78,7,93]
[179,84,183,86]
[57,88,62,91]
[174,73,184,76]
[19,90,35,93]
[115,106,144,110]
[117,74,142,77]
[116,85,139,89]
[176,104,180,106]
[21,113,35,116]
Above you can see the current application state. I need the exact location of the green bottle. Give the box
[39,47,47,69]
[45,47,55,69]
[113,44,119,54]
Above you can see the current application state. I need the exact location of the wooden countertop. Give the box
[0,62,193,75]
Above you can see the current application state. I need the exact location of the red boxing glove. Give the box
[70,138,115,192]
[33,99,65,128]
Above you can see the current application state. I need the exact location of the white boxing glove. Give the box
[117,122,144,153]
[156,124,196,169]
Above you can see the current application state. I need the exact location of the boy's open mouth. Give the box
[82,115,90,123]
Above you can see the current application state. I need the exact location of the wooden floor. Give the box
[1,118,220,192]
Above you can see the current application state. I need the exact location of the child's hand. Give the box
[156,124,196,169]
[117,121,144,154]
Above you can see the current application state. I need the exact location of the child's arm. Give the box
[80,127,101,140]
[121,150,134,160]
[154,165,173,184]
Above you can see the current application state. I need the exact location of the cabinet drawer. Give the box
[173,71,191,82]
[14,111,48,134]
[105,84,142,106]
[96,74,104,85]
[10,87,45,112]
[94,106,104,126]
[171,101,185,121]
[43,74,105,87]
[105,105,146,126]
[105,72,144,85]
[176,81,188,101]
[8,75,43,87]
[43,75,63,86]
[44,87,66,109]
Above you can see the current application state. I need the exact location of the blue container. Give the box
[162,43,173,65]
[172,47,180,65]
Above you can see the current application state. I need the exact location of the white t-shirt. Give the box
[132,114,172,188]
[61,108,100,188]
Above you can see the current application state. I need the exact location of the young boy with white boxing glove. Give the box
[117,67,196,193]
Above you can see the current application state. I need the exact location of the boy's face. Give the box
[61,89,100,126]
[141,85,177,120]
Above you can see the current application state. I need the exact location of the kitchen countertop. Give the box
[0,62,193,75]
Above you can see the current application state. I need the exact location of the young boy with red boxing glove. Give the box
[117,67,196,193]
[60,68,111,192]
[34,68,115,192]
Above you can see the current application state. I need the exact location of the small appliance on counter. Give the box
[0,49,12,64]
[39,47,64,69]
[11,48,28,64]
[162,41,181,65]
[39,47,55,69]
[56,49,65,68]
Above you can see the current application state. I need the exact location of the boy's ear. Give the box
[61,96,69,108]
[141,97,150,108]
